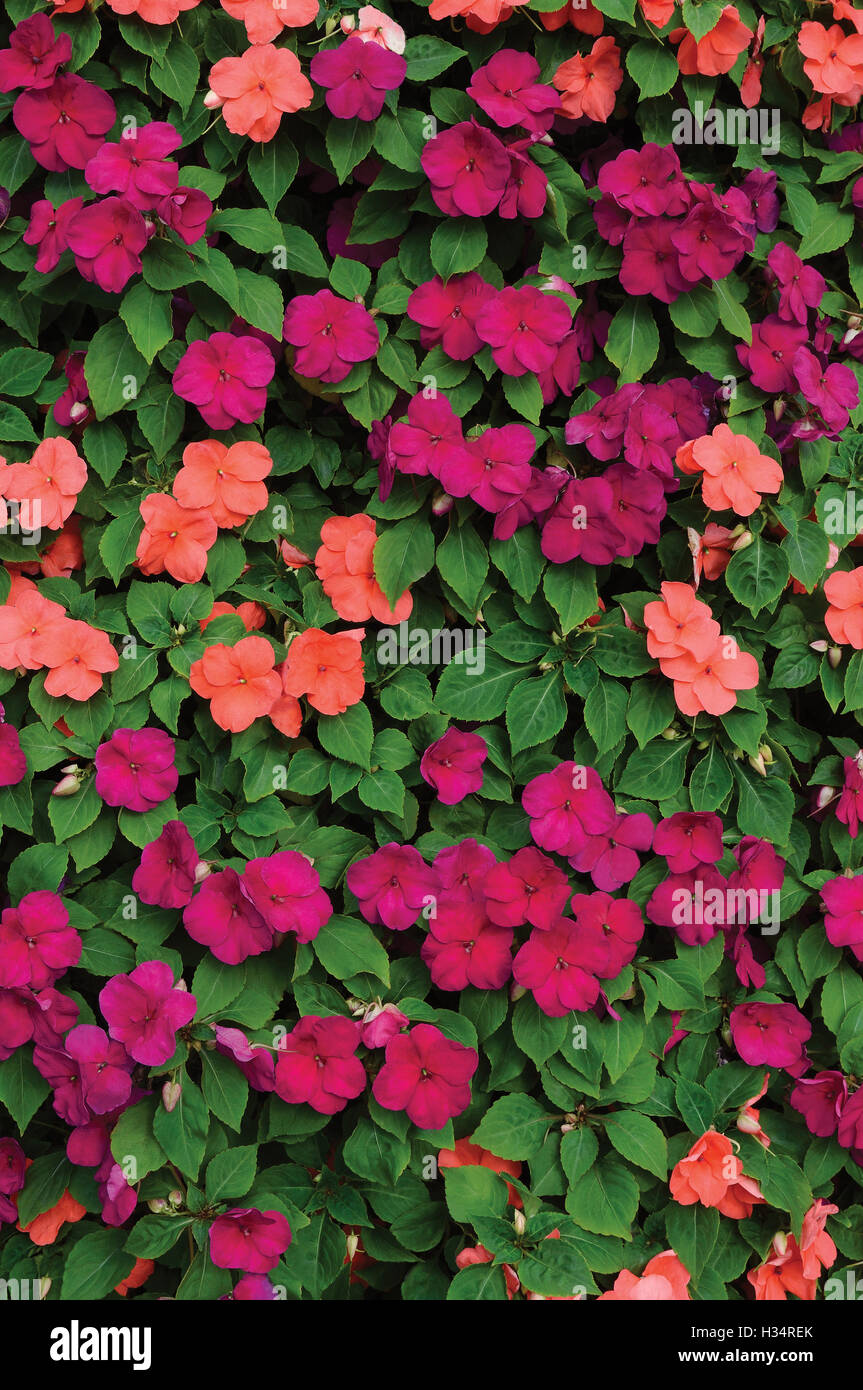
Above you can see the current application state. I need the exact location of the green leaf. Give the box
[665,1203,719,1280]
[0,1050,49,1132]
[502,372,544,425]
[725,537,789,615]
[605,300,658,384]
[585,678,628,756]
[152,1076,210,1180]
[234,268,284,340]
[326,118,376,184]
[565,1156,639,1238]
[781,520,829,592]
[713,277,752,342]
[110,1097,166,1182]
[560,1127,599,1185]
[61,1230,135,1300]
[626,40,679,99]
[506,671,567,754]
[690,743,733,810]
[732,765,794,844]
[201,1049,248,1133]
[317,702,374,770]
[471,1094,552,1160]
[209,207,283,254]
[248,134,299,212]
[604,1111,667,1180]
[436,651,529,721]
[119,281,173,364]
[374,514,435,606]
[0,400,38,443]
[436,522,488,609]
[15,1153,74,1226]
[430,218,487,278]
[206,1145,258,1201]
[0,347,52,396]
[86,319,149,420]
[314,914,390,985]
[150,36,199,111]
[443,1165,509,1223]
[403,34,466,80]
[543,561,597,633]
[618,739,690,800]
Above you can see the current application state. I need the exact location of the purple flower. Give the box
[669,185,747,284]
[310,35,405,121]
[739,168,779,232]
[94,728,178,814]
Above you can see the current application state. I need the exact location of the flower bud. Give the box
[148,1197,169,1214]
[731,530,754,551]
[194,860,212,884]
[52,772,81,797]
[37,1277,51,1298]
[810,639,828,653]
[512,1210,526,1236]
[829,646,842,669]
[736,1109,762,1135]
[168,1189,184,1208]
[773,398,786,421]
[815,785,835,813]
[69,401,88,423]
[431,489,454,517]
[345,1231,360,1261]
[772,1231,788,1258]
[510,982,527,1002]
[748,752,767,777]
[758,743,774,766]
[162,1080,182,1112]
[203,89,223,109]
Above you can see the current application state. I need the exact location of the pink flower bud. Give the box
[810,639,828,653]
[162,1080,182,1112]
[203,90,223,109]
[829,646,842,668]
[360,1002,408,1049]
[52,773,81,797]
[731,530,754,551]
[510,982,527,1002]
[431,489,454,517]
[736,1108,762,1135]
[194,860,212,884]
[772,1231,788,1257]
[148,1197,168,1213]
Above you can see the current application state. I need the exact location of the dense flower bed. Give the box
[0,0,863,1304]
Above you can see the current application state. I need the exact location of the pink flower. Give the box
[467,50,560,133]
[0,1138,25,1224]
[793,347,859,433]
[790,1070,847,1138]
[420,728,486,805]
[229,1275,278,1300]
[84,123,181,208]
[736,315,808,394]
[569,892,644,978]
[838,1089,863,1162]
[407,273,496,360]
[132,821,199,910]
[173,332,275,430]
[155,186,212,245]
[64,1024,133,1115]
[541,477,621,566]
[767,242,825,324]
[53,350,90,427]
[359,1002,408,1049]
[620,217,689,303]
[484,847,570,930]
[434,838,496,900]
[310,35,406,121]
[372,1022,478,1129]
[421,902,513,991]
[0,722,26,788]
[729,1002,811,1074]
[476,286,572,376]
[23,196,83,272]
[274,1015,365,1114]
[32,1043,89,1125]
[341,6,406,52]
[498,142,548,220]
[646,866,727,947]
[346,843,437,930]
[94,728,178,813]
[283,289,378,385]
[0,15,72,92]
[214,1025,275,1092]
[14,73,116,172]
[99,960,197,1066]
[183,869,272,966]
[0,891,79,991]
[522,761,616,858]
[442,424,535,514]
[421,120,510,218]
[597,144,689,218]
[654,812,724,872]
[389,393,472,479]
[239,850,332,943]
[820,875,863,961]
[513,917,607,1017]
[209,1208,291,1273]
[836,753,863,836]
[568,809,654,891]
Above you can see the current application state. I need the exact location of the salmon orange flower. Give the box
[638,0,674,24]
[207,44,314,143]
[669,1129,765,1219]
[189,635,282,733]
[0,588,68,670]
[824,567,863,647]
[282,627,365,716]
[269,668,303,738]
[2,437,87,531]
[40,618,119,700]
[136,493,218,585]
[115,1257,156,1295]
[677,425,783,517]
[18,1185,86,1244]
[539,0,603,34]
[662,634,760,717]
[428,0,526,33]
[747,1205,837,1301]
[671,5,754,76]
[598,1249,691,1300]
[437,1137,523,1208]
[220,0,318,45]
[799,21,863,101]
[200,600,268,635]
[173,440,273,529]
[644,581,720,663]
[553,37,623,123]
[103,0,201,23]
[315,515,412,624]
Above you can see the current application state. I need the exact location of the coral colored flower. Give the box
[222,0,318,45]
[0,587,66,670]
[420,728,486,805]
[23,197,83,273]
[644,582,720,662]
[3,437,86,532]
[274,1015,365,1114]
[438,1137,523,1208]
[310,35,406,121]
[173,440,272,529]
[799,21,863,99]
[475,286,572,377]
[209,1208,291,1273]
[207,44,313,143]
[283,289,378,385]
[341,6,406,52]
[677,425,783,517]
[670,1130,765,1219]
[115,1258,155,1296]
[18,1185,86,1245]
[824,568,863,648]
[100,960,197,1066]
[133,821,200,910]
[407,274,496,361]
[240,850,332,942]
[173,333,275,430]
[0,15,71,92]
[40,619,119,701]
[347,843,437,930]
[598,1250,691,1301]
[672,6,753,75]
[729,1002,811,1074]
[13,74,115,172]
[315,514,411,623]
[200,601,267,635]
[281,627,365,716]
[268,667,304,738]
[183,868,272,964]
[513,917,607,1017]
[373,1022,478,1129]
[189,635,282,733]
[553,37,623,122]
[664,632,761,717]
[135,493,218,585]
[94,728,178,814]
[421,120,510,218]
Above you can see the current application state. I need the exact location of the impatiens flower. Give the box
[646,864,728,946]
[389,393,472,479]
[358,1001,408,1049]
[283,289,378,385]
[221,0,319,45]
[39,618,119,701]
[799,20,863,101]
[200,601,267,635]
[213,1025,275,1092]
[94,727,178,814]
[23,197,83,272]
[18,1184,86,1246]
[836,753,863,836]
[372,1022,478,1129]
[767,242,825,324]
[13,74,116,172]
[52,351,90,428]
[421,120,510,218]
[484,847,570,931]
[64,1025,133,1114]
[102,0,200,22]
[310,35,406,121]
[3,437,87,532]
[793,347,859,433]
[173,440,272,529]
[183,868,272,964]
[820,875,863,960]
[347,842,437,930]
[669,1129,765,1219]
[500,146,548,217]
[654,812,724,873]
[407,274,496,360]
[340,5,405,52]
[663,631,761,717]
[209,1208,292,1273]
[206,44,313,142]
[0,1138,26,1224]
[568,810,654,892]
[838,1088,863,1161]
[100,960,197,1066]
[522,761,616,858]
[189,635,282,733]
[132,821,200,910]
[598,144,690,218]
[467,50,560,133]
[315,514,411,623]
[155,185,212,245]
[274,1015,365,1114]
[281,627,365,716]
[0,588,63,675]
[173,333,275,430]
[420,728,486,805]
[0,891,79,990]
[824,568,863,648]
[240,850,332,942]
[115,1259,156,1297]
[620,217,689,304]
[135,493,218,585]
[475,286,572,376]
[673,5,753,75]
[422,902,513,991]
[736,315,808,394]
[729,1001,811,1074]
[669,185,747,284]
[513,918,607,1017]
[0,15,72,92]
[553,36,623,122]
[644,582,720,662]
[438,1137,523,1208]
[676,424,783,517]
[598,1251,691,1301]
[748,1229,826,1301]
[568,891,644,977]
[541,477,621,566]
[0,723,26,789]
[790,1070,847,1138]
[443,424,535,513]
[84,123,181,207]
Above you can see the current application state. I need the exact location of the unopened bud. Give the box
[37,1277,51,1298]
[162,1080,182,1112]
[828,646,842,669]
[815,785,835,812]
[175,623,187,637]
[431,489,454,517]
[773,399,786,421]
[346,1231,360,1261]
[758,743,774,766]
[510,982,527,1002]
[772,1230,788,1258]
[168,1189,184,1208]
[148,1197,169,1214]
[617,980,637,1001]
[52,772,81,797]
[736,1109,761,1135]
[660,726,681,740]
[512,1210,526,1236]
[203,90,223,109]
[748,752,767,777]
[69,401,88,423]
[810,639,828,653]
[731,530,754,551]
[194,860,212,884]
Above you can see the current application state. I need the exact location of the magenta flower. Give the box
[620,217,689,303]
[32,1043,89,1126]
[53,349,91,427]
[837,1089,863,1163]
[729,1001,811,1074]
[97,1157,136,1227]
[389,393,472,479]
[420,728,486,805]
[0,987,37,1058]
[230,1275,278,1300]
[421,902,512,991]
[346,842,437,930]
[155,185,212,245]
[0,891,79,991]
[23,197,84,273]
[604,462,666,557]
[407,273,496,361]
[0,722,26,788]
[736,315,808,394]
[740,168,779,232]
[421,120,510,218]
[0,1137,25,1224]
[94,728,178,814]
[569,810,654,892]
[467,50,560,133]
[654,812,724,873]
[132,821,199,910]
[836,754,863,836]
[727,837,784,895]
[66,197,149,295]
[99,960,197,1066]
[484,847,570,931]
[359,1002,408,1049]
[183,868,272,966]
[669,187,747,283]
[597,143,690,218]
[766,242,824,324]
[84,122,181,208]
[793,347,859,433]
[240,850,332,943]
[790,1070,847,1138]
[0,15,72,92]
[64,1024,133,1115]
[820,876,863,961]
[274,1015,365,1114]
[541,477,621,566]
[523,762,616,858]
[444,424,534,513]
[14,73,115,172]
[570,892,644,978]
[499,142,548,220]
[646,865,727,947]
[372,1022,478,1129]
[173,332,275,430]
[513,918,607,1017]
[434,837,496,899]
[213,1025,275,1092]
[476,286,571,376]
[209,1208,292,1273]
[283,288,378,385]
[311,34,406,121]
